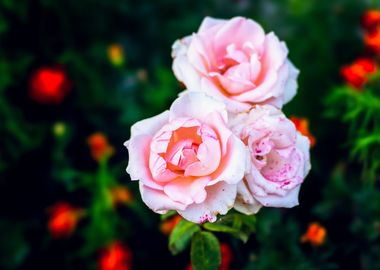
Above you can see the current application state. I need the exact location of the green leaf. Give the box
[203,213,256,242]
[161,210,177,221]
[191,231,221,270]
[169,219,200,255]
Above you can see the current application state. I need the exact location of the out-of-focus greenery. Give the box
[1,0,380,269]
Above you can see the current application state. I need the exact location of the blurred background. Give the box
[1,0,380,269]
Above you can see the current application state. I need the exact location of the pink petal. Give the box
[178,182,237,223]
[209,135,246,185]
[200,78,251,113]
[163,176,210,205]
[169,91,227,123]
[198,17,226,33]
[213,17,265,58]
[129,110,169,138]
[234,180,262,215]
[282,60,299,104]
[139,182,188,213]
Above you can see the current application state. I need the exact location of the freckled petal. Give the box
[256,185,301,208]
[169,91,228,123]
[234,180,262,215]
[178,182,237,223]
[140,182,188,213]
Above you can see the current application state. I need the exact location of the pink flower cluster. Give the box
[125,17,311,223]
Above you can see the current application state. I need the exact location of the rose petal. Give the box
[169,91,227,123]
[178,182,237,223]
[140,182,188,213]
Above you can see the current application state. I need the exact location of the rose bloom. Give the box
[340,58,377,89]
[125,92,245,223]
[99,241,132,270]
[365,28,380,54]
[48,202,83,238]
[29,66,71,104]
[362,10,380,30]
[301,222,327,246]
[230,105,311,213]
[172,16,299,113]
[87,132,115,162]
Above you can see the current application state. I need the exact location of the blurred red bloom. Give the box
[301,222,327,246]
[87,132,115,162]
[99,241,132,270]
[364,28,380,54]
[187,243,233,270]
[48,202,83,238]
[290,116,316,148]
[160,215,182,236]
[362,10,380,30]
[340,58,377,89]
[110,186,133,206]
[29,66,71,104]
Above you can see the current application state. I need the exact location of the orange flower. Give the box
[187,243,233,270]
[99,241,132,270]
[48,202,83,238]
[340,58,377,89]
[290,116,316,148]
[108,44,125,66]
[365,28,380,54]
[362,10,380,30]
[29,66,72,104]
[301,222,327,246]
[110,186,133,206]
[87,133,115,162]
[160,215,182,236]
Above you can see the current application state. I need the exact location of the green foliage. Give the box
[203,212,256,243]
[326,84,380,182]
[169,219,200,255]
[191,231,221,270]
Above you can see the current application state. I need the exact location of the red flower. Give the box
[29,66,72,104]
[99,241,132,270]
[87,132,115,162]
[362,10,380,30]
[340,58,377,89]
[365,28,380,54]
[290,116,316,148]
[187,243,233,270]
[110,186,133,206]
[301,222,327,246]
[160,215,182,236]
[48,202,83,238]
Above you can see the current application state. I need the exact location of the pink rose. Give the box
[172,16,299,113]
[230,105,311,214]
[125,92,246,223]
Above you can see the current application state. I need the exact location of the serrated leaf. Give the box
[169,219,200,255]
[191,231,221,270]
